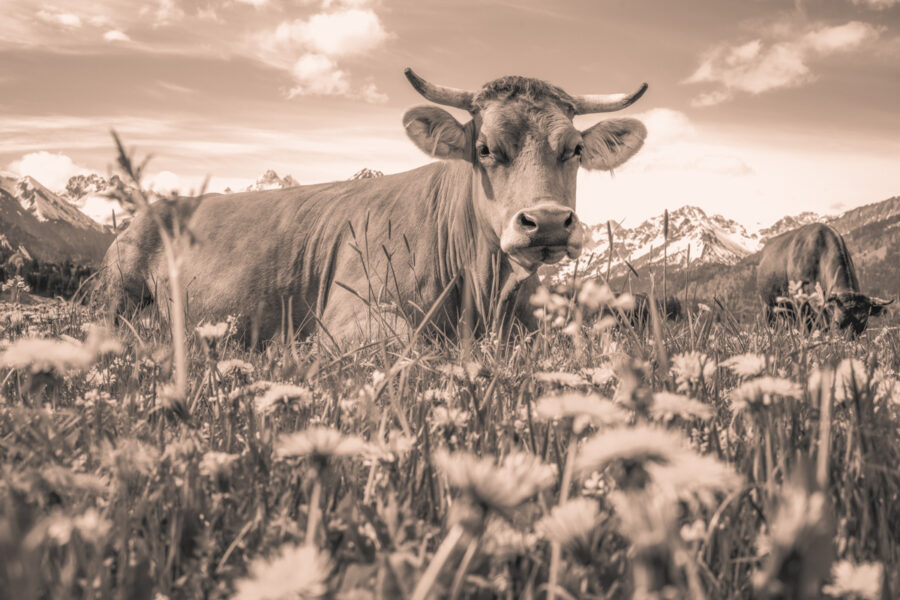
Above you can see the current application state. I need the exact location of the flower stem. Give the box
[306,476,322,546]
[411,523,465,600]
[548,429,577,600]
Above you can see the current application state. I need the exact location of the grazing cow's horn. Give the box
[871,296,895,306]
[572,82,649,114]
[404,68,475,111]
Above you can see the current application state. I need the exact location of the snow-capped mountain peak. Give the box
[0,174,107,233]
[551,205,763,283]
[245,169,298,192]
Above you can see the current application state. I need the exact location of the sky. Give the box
[1,0,899,230]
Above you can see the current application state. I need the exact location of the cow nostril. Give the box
[518,213,538,231]
[563,213,574,228]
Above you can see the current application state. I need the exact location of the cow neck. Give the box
[431,161,518,325]
[827,233,861,294]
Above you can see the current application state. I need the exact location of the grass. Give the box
[1,150,898,599]
[1,284,898,600]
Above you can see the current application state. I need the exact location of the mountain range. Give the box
[547,204,824,284]
[1,167,896,304]
[0,171,114,266]
[544,196,900,319]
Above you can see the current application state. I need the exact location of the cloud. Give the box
[7,151,92,192]
[359,82,388,104]
[274,8,388,57]
[36,9,83,28]
[598,108,755,177]
[849,0,900,8]
[685,21,881,105]
[103,30,130,42]
[235,0,269,6]
[264,7,390,100]
[288,54,350,96]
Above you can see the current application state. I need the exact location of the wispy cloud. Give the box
[102,30,130,42]
[685,21,881,106]
[36,9,82,28]
[849,0,900,8]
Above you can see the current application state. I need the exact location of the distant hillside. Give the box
[580,196,900,319]
[0,172,114,266]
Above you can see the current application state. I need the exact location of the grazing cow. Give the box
[100,69,648,345]
[756,223,892,335]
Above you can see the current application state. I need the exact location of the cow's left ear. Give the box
[403,106,472,161]
[579,118,647,171]
[869,296,894,316]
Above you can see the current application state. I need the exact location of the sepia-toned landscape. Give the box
[2,1,900,599]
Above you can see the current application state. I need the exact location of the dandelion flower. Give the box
[534,371,588,387]
[585,365,616,386]
[430,405,470,429]
[0,327,122,375]
[731,376,802,412]
[535,497,600,555]
[275,427,369,464]
[649,392,714,422]
[481,515,538,560]
[100,438,160,485]
[26,508,111,549]
[255,384,312,415]
[232,543,331,600]
[670,352,716,391]
[535,392,630,433]
[217,359,255,377]
[575,425,687,475]
[822,561,883,600]
[196,321,229,340]
[199,451,239,481]
[576,280,616,313]
[645,451,742,509]
[722,353,767,379]
[433,450,555,514]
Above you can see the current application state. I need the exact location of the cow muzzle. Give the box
[500,204,584,269]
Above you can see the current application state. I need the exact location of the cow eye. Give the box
[563,144,583,162]
[477,144,491,159]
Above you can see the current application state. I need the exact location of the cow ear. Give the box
[869,296,894,316]
[403,106,472,161]
[579,118,647,171]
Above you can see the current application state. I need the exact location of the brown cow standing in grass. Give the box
[100,68,648,346]
[756,223,892,335]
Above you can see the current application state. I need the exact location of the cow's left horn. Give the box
[572,82,649,114]
[404,68,475,111]
[872,297,895,306]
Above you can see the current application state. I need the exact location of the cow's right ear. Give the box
[403,106,472,161]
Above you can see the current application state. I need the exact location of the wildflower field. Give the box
[2,279,898,600]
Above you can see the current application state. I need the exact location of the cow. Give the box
[99,68,648,346]
[756,223,892,335]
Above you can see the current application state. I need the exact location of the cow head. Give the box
[827,292,894,335]
[402,68,647,272]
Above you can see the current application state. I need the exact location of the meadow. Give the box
[1,275,898,600]
[1,156,898,600]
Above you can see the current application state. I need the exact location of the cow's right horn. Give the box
[404,68,475,111]
[572,82,649,114]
